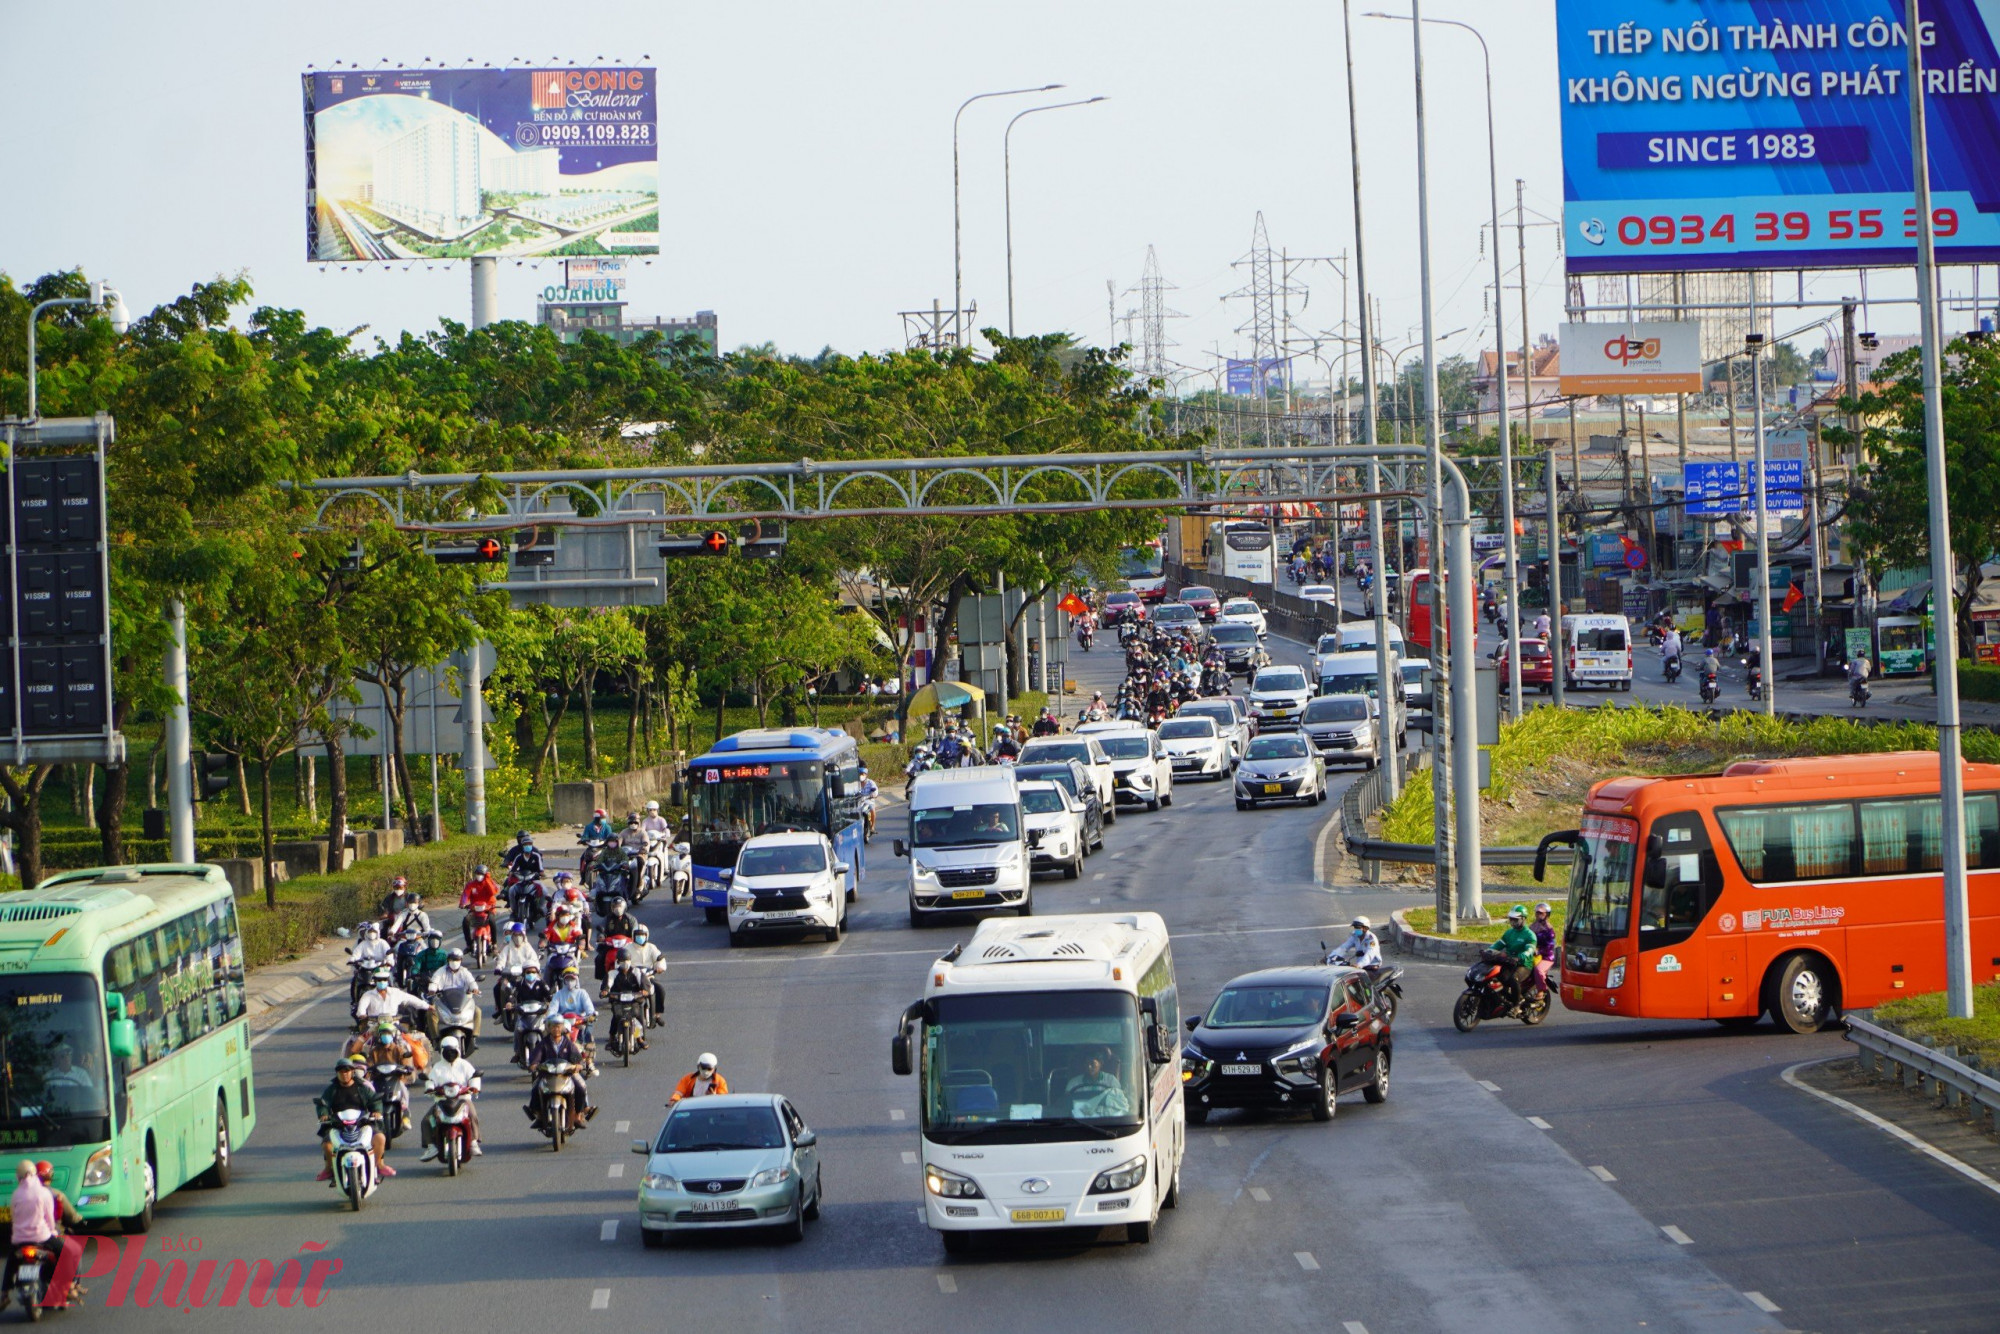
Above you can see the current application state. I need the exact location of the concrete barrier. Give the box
[352,828,404,861]
[215,858,262,900]
[273,840,328,879]
[552,762,682,827]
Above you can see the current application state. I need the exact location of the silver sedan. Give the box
[1233,732,1329,809]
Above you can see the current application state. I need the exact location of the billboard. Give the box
[1226,357,1291,396]
[1684,459,1805,516]
[1558,320,1704,394]
[1559,0,2000,272]
[303,67,658,261]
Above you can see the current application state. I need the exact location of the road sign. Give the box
[1624,547,1646,571]
[1683,460,1804,517]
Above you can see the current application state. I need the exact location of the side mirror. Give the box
[1643,855,1669,889]
[1333,1011,1362,1034]
[892,839,908,859]
[1183,1015,1201,1033]
[1145,1022,1172,1066]
[829,771,848,799]
[890,1032,912,1077]
[1646,832,1666,858]
[794,1130,817,1149]
[108,1019,139,1062]
[1027,828,1046,847]
[631,1139,651,1155]
[1533,829,1580,883]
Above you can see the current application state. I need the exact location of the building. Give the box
[481,143,560,196]
[371,114,482,237]
[1472,340,1562,419]
[537,301,718,355]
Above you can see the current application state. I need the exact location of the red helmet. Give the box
[33,1161,52,1181]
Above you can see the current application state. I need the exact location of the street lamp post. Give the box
[1746,333,1776,718]
[25,283,129,420]
[954,85,1062,349]
[1004,97,1108,337]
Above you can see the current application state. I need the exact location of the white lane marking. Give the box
[891,1108,906,1121]
[1526,1116,1552,1130]
[1661,1225,1694,1245]
[1781,1058,2000,1201]
[249,989,338,1048]
[1092,873,1105,881]
[614,1120,630,1134]
[1588,1165,1617,1182]
[1090,898,1101,905]
[937,1274,958,1293]
[591,1289,611,1310]
[1743,1292,1781,1313]
[1311,808,1340,887]
[664,921,1349,967]
[1476,1080,1501,1092]
[1212,1134,1231,1146]
[1248,1186,1270,1202]
[608,1163,624,1179]
[1344,1324,1371,1334]
[902,1151,918,1164]
[600,1219,619,1241]
[1294,1251,1320,1271]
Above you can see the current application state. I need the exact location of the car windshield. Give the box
[1015,765,1082,800]
[1177,704,1232,727]
[1204,984,1330,1029]
[1254,670,1307,693]
[922,990,1144,1144]
[1021,740,1089,765]
[1182,587,1215,601]
[1157,606,1196,621]
[1577,627,1629,652]
[1304,697,1369,722]
[1020,787,1068,814]
[1209,625,1255,645]
[0,974,110,1148]
[1246,735,1309,760]
[736,843,827,876]
[912,803,1020,847]
[658,1104,786,1152]
[1402,663,1427,682]
[1106,593,1136,606]
[1094,735,1151,759]
[1566,816,1638,946]
[1315,636,1341,655]
[1158,719,1216,739]
[1223,601,1258,615]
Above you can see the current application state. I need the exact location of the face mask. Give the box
[374,983,389,992]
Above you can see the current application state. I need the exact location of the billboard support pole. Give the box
[1906,0,1975,1021]
[471,258,498,330]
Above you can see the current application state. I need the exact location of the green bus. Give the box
[0,864,254,1231]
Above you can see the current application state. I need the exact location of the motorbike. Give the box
[10,1238,59,1318]
[605,987,649,1066]
[429,1079,477,1176]
[647,836,691,903]
[533,1060,583,1152]
[463,908,497,969]
[1319,944,1406,1022]
[1851,676,1872,708]
[1663,654,1681,684]
[328,1109,382,1211]
[511,989,550,1066]
[1699,669,1721,706]
[371,1062,412,1142]
[592,849,636,915]
[389,932,425,991]
[505,875,547,932]
[1451,949,1550,1031]
[594,933,633,984]
[431,984,479,1055]
[903,745,939,796]
[1076,623,1094,653]
[577,835,610,884]
[493,966,524,1030]
[1744,657,1764,702]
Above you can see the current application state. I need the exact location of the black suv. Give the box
[1013,760,1106,854]
[1181,966,1391,1122]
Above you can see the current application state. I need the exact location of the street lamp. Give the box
[954,85,1063,349]
[25,281,128,420]
[1381,333,1462,446]
[1745,332,1776,718]
[1004,97,1108,336]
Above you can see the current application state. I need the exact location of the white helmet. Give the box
[1350,915,1373,932]
[696,1052,718,1073]
[645,800,661,813]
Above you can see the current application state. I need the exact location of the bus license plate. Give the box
[951,890,986,901]
[1010,1207,1065,1223]
[1262,783,1282,794]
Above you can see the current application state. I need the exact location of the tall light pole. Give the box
[25,283,129,420]
[1004,97,1108,336]
[1368,10,1520,718]
[1746,332,1776,718]
[954,84,1062,348]
[1905,0,1975,1019]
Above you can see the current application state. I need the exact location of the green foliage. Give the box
[1873,979,2000,1064]
[236,835,507,968]
[1959,663,2000,704]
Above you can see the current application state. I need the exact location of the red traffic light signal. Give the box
[660,530,739,559]
[702,530,729,553]
[432,537,509,565]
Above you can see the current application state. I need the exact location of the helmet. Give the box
[626,814,640,826]
[447,947,464,961]
[336,1057,363,1074]
[425,928,443,941]
[543,1015,565,1032]
[554,870,573,884]
[633,925,649,940]
[593,808,606,817]
[474,864,489,876]
[612,897,627,912]
[562,964,579,977]
[1351,916,1373,932]
[509,921,526,935]
[645,800,660,813]
[371,967,393,983]
[1534,902,1553,916]
[617,944,633,959]
[371,1028,397,1047]
[696,1052,718,1073]
[1508,904,1528,921]
[391,875,408,889]
[439,1036,461,1056]
[361,922,380,936]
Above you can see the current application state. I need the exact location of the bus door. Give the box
[1633,812,1724,1018]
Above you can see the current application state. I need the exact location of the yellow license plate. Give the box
[1569,986,1582,1000]
[1010,1207,1066,1223]
[951,889,986,901]
[1263,783,1282,794]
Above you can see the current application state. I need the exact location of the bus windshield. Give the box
[922,990,1142,1144]
[1566,815,1638,962]
[689,762,827,869]
[0,974,110,1147]
[1118,546,1163,580]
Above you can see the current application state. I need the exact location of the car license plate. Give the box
[951,889,986,901]
[1010,1207,1066,1223]
[1262,783,1282,794]
[1221,1062,1262,1076]
[691,1197,739,1213]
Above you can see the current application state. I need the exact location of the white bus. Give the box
[891,912,1185,1250]
[1207,520,1275,585]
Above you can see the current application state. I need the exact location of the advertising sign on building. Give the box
[1558,1,2000,272]
[1225,358,1291,397]
[545,258,630,304]
[1558,320,1703,394]
[303,67,658,261]
[1685,459,1805,516]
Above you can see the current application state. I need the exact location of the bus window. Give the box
[1716,802,1857,882]
[1565,815,1638,970]
[1857,792,2000,873]
[1638,813,1720,947]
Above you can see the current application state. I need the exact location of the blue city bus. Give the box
[685,729,867,924]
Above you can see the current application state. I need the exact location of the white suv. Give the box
[1247,665,1313,731]
[726,832,850,946]
[1078,722,1175,811]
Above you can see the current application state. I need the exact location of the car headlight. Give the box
[727,892,753,908]
[1131,770,1153,788]
[81,1147,113,1188]
[641,1172,679,1191]
[912,862,939,880]
[1181,1049,1213,1081]
[925,1165,984,1198]
[1272,1039,1323,1079]
[749,1165,794,1189]
[1606,959,1627,989]
[1089,1155,1148,1194]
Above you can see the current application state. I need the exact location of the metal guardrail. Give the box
[1335,750,1573,881]
[1846,1015,2000,1131]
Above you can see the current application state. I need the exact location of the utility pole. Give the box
[461,644,487,836]
[1126,246,1186,382]
[165,601,194,862]
[1546,453,1565,710]
[1748,333,1776,717]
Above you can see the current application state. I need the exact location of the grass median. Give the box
[1872,981,2000,1066]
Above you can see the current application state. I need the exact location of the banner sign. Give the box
[542,257,630,304]
[303,67,659,262]
[1226,358,1291,397]
[1558,320,1704,393]
[1557,0,2000,272]
[1685,459,1805,516]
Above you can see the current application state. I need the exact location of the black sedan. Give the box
[1181,966,1391,1123]
[1013,760,1106,853]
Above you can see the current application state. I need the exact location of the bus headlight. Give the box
[1606,959,1627,989]
[1089,1155,1148,1194]
[80,1147,112,1188]
[925,1165,984,1199]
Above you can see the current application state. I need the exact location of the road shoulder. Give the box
[1786,1056,2000,1199]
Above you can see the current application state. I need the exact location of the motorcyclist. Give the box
[1328,915,1383,968]
[384,890,431,942]
[459,866,502,949]
[618,814,649,857]
[494,921,540,975]
[1699,645,1721,689]
[640,799,672,842]
[602,948,654,1050]
[620,924,668,1025]
[376,874,414,925]
[1847,652,1872,700]
[428,947,480,1005]
[581,808,615,844]
[544,903,589,959]
[600,895,640,942]
[1660,625,1682,671]
[856,764,880,840]
[419,1034,483,1161]
[552,869,588,914]
[525,1016,596,1128]
[360,1016,429,1078]
[409,929,452,992]
[1032,707,1060,737]
[354,967,433,1027]
[1496,905,1540,1000]
[316,1056,389,1182]
[1530,902,1558,993]
[989,728,1022,763]
[349,923,392,1004]
[503,832,545,882]
[669,1052,729,1104]
[549,964,600,1057]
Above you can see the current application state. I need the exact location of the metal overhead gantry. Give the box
[298,444,1487,921]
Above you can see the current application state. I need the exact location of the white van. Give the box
[1561,614,1633,691]
[1334,620,1406,655]
[896,768,1031,926]
[1315,648,1405,747]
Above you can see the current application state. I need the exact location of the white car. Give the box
[1018,780,1087,879]
[1298,584,1339,607]
[1218,598,1268,637]
[1078,722,1175,811]
[1017,734,1117,821]
[726,831,851,946]
[1174,698,1249,760]
[1157,715,1232,780]
[1246,665,1313,731]
[1310,632,1345,679]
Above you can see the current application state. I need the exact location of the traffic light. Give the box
[197,753,233,801]
[658,530,733,559]
[741,537,786,562]
[430,536,506,565]
[513,529,557,567]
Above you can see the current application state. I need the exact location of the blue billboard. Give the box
[1683,459,1805,516]
[1226,358,1291,397]
[1558,1,2000,271]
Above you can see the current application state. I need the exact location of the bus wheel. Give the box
[1126,1218,1154,1244]
[1766,953,1838,1034]
[122,1152,157,1235]
[197,1095,232,1188]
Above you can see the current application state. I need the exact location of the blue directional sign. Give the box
[1683,459,1803,516]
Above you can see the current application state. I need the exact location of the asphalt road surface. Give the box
[82,624,2000,1332]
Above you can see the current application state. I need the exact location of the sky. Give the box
[0,0,1951,376]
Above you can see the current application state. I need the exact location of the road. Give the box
[79,625,2000,1331]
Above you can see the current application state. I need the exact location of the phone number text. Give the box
[1609,207,1958,246]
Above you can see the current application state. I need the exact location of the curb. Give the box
[1388,907,1492,965]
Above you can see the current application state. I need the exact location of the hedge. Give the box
[236,835,508,968]
[1959,662,2000,704]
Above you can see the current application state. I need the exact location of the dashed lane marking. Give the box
[1092,873,1105,881]
[1090,898,1101,905]
[1294,1251,1320,1271]
[1588,1166,1616,1182]
[1212,1134,1231,1146]
[1476,1080,1501,1092]
[591,1289,611,1310]
[1743,1292,1780,1313]
[902,1151,918,1164]
[937,1274,958,1293]
[1661,1225,1694,1245]
[614,1121,630,1134]
[662,922,1354,968]
[891,1109,906,1121]
[1248,1186,1270,1202]
[608,1163,625,1178]
[600,1220,618,1241]
[1344,1324,1371,1334]
[1525,1116,1552,1130]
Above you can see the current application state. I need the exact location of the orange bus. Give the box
[1532,752,2000,1034]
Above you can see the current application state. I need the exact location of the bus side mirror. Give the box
[1534,830,1580,883]
[1646,832,1665,858]
[891,1033,912,1077]
[829,769,848,799]
[670,780,686,807]
[108,1019,138,1062]
[1643,855,1669,889]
